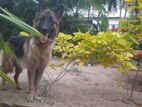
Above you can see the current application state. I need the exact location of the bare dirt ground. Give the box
[0,58,142,107]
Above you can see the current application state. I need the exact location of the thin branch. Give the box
[129,57,140,99]
[45,69,53,82]
[51,59,74,82]
[44,59,75,92]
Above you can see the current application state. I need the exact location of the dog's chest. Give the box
[26,39,53,67]
[15,38,54,69]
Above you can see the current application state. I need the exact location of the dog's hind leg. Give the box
[14,65,23,90]
[0,54,13,90]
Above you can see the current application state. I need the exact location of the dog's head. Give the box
[34,0,64,43]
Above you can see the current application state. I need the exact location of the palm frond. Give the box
[0,7,42,36]
[0,35,15,58]
[0,70,15,88]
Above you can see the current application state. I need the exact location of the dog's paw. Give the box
[26,95,34,102]
[34,96,43,103]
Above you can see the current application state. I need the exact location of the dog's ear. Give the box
[37,0,46,12]
[54,5,64,20]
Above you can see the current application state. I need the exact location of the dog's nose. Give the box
[41,26,48,35]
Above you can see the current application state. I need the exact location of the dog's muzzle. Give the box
[39,34,48,44]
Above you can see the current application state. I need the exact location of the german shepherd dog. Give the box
[0,0,64,102]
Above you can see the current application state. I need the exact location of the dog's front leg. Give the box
[26,68,35,102]
[34,67,45,103]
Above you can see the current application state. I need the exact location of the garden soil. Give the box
[0,57,142,107]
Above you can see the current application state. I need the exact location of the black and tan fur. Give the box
[0,1,64,102]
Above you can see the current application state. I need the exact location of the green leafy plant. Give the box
[55,32,137,72]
